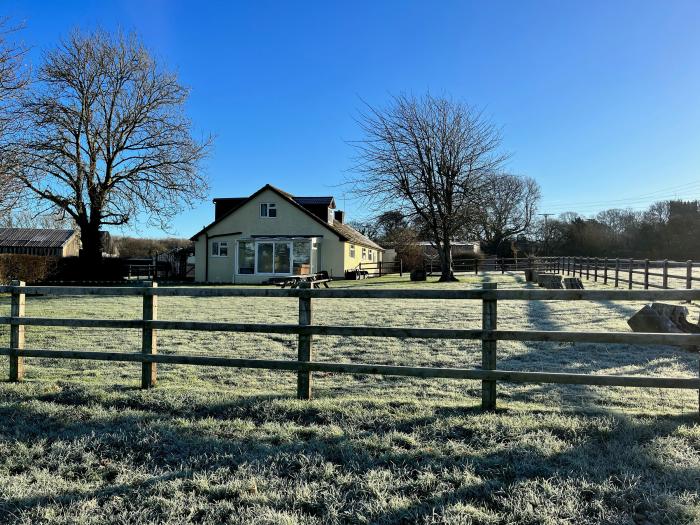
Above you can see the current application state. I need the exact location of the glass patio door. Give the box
[256,241,292,274]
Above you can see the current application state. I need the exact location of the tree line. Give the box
[539,200,700,260]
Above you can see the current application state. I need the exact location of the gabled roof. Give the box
[0,228,76,248]
[191,184,383,250]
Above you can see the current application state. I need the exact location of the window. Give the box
[238,241,255,274]
[293,240,311,274]
[257,243,274,273]
[349,244,355,258]
[235,238,318,275]
[274,242,291,274]
[211,241,228,257]
[257,241,290,273]
[362,247,367,260]
[368,249,373,261]
[260,203,277,218]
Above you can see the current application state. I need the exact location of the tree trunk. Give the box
[78,219,103,278]
[438,238,458,282]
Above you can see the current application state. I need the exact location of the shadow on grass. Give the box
[0,389,698,524]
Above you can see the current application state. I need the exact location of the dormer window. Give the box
[260,203,277,218]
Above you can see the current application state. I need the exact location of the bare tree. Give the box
[12,29,211,264]
[478,173,540,254]
[0,18,28,217]
[349,94,506,281]
[0,209,72,229]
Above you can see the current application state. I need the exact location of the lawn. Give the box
[0,273,698,524]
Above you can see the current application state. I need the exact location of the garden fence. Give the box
[2,280,699,413]
[534,256,698,290]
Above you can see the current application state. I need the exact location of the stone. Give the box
[563,277,584,289]
[628,303,700,334]
[537,273,563,289]
[410,269,427,281]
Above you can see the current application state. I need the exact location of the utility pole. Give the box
[539,213,553,256]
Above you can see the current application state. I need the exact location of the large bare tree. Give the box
[350,94,506,281]
[478,173,540,254]
[0,19,27,217]
[13,29,211,263]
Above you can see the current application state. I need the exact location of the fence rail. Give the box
[534,256,698,290]
[356,260,403,277]
[3,280,700,412]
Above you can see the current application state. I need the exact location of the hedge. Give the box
[0,254,60,284]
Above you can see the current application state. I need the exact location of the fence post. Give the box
[481,283,498,411]
[644,259,650,290]
[586,257,590,280]
[297,283,313,400]
[579,257,583,278]
[662,260,669,289]
[628,259,633,290]
[603,258,608,285]
[614,258,620,288]
[141,281,158,389]
[378,261,382,277]
[687,260,692,290]
[474,257,478,275]
[400,259,403,277]
[9,280,26,382]
[594,258,598,282]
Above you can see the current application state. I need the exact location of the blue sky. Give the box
[5,0,700,237]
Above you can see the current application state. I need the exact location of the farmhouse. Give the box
[191,184,383,283]
[0,228,80,257]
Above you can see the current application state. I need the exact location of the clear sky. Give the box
[5,0,700,237]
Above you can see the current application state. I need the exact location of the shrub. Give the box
[0,254,60,284]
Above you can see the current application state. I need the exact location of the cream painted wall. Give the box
[343,242,382,270]
[62,235,81,257]
[193,188,349,283]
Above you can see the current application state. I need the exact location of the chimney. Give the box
[334,210,345,223]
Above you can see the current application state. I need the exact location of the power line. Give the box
[542,180,700,210]
[542,189,700,214]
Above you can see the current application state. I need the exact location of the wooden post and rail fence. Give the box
[357,259,403,278]
[536,256,698,290]
[413,256,697,291]
[3,280,700,413]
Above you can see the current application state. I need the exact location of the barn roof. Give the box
[0,228,77,248]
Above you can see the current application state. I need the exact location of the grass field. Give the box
[0,273,699,524]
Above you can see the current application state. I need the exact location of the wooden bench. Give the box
[275,272,332,289]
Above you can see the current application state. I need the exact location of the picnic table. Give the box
[276,272,331,289]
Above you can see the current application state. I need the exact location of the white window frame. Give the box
[368,249,373,261]
[235,238,318,275]
[255,241,291,274]
[260,202,277,218]
[349,244,355,258]
[236,240,255,275]
[362,247,367,260]
[211,241,229,257]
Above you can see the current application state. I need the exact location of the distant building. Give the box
[99,231,119,258]
[0,228,80,257]
[417,240,481,260]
